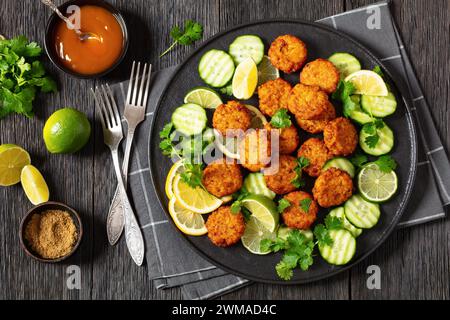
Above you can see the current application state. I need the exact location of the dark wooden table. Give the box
[0,0,448,300]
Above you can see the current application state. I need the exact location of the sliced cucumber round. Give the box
[229,35,264,65]
[344,96,373,125]
[359,122,394,156]
[243,172,276,200]
[344,194,381,229]
[322,157,355,178]
[361,92,397,117]
[172,103,207,136]
[198,49,235,88]
[328,52,361,79]
[319,229,356,265]
[328,207,362,238]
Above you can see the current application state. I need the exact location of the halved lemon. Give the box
[20,165,49,205]
[168,197,207,236]
[165,160,185,199]
[232,57,258,100]
[172,174,222,214]
[345,70,388,96]
[0,144,31,186]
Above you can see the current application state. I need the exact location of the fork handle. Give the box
[111,149,145,266]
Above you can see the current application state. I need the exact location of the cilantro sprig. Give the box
[362,119,385,149]
[270,109,292,129]
[291,157,309,188]
[313,215,343,247]
[374,155,397,172]
[277,198,291,213]
[160,20,203,57]
[332,80,358,118]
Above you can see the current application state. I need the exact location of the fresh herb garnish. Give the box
[277,198,291,213]
[332,80,358,118]
[350,152,369,168]
[362,119,385,148]
[230,188,250,214]
[219,84,233,96]
[373,65,384,78]
[0,35,56,118]
[374,155,397,173]
[300,198,312,212]
[313,215,343,247]
[160,20,203,57]
[270,109,292,129]
[291,157,309,188]
[180,162,204,188]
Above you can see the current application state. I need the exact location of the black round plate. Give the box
[149,20,417,284]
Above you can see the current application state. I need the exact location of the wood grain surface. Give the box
[0,0,448,300]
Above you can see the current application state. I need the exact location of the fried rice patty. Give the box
[258,78,292,117]
[264,155,298,195]
[297,137,332,177]
[202,159,243,197]
[295,100,336,134]
[268,35,307,73]
[300,58,340,94]
[323,117,358,156]
[313,168,353,208]
[282,191,318,230]
[287,84,333,120]
[206,206,245,247]
[213,100,252,135]
[239,129,271,172]
[265,123,299,155]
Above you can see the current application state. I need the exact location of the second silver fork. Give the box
[107,61,152,245]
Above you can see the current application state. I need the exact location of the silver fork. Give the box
[92,84,145,266]
[107,61,152,245]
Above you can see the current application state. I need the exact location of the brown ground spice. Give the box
[24,209,77,259]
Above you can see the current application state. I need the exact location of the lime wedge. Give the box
[183,87,223,109]
[241,194,278,232]
[21,165,50,205]
[345,70,388,96]
[241,216,276,255]
[0,144,31,186]
[232,57,258,100]
[357,163,398,203]
[257,55,280,86]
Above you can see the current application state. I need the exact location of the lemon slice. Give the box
[0,144,31,186]
[241,194,279,232]
[232,57,258,100]
[168,197,207,236]
[345,70,388,96]
[20,165,50,205]
[241,216,277,255]
[257,55,280,86]
[165,160,185,199]
[172,174,223,214]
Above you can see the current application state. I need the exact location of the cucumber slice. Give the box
[322,157,355,178]
[319,229,356,265]
[344,194,381,229]
[229,35,264,65]
[243,172,276,200]
[172,104,207,136]
[198,49,235,88]
[328,52,361,79]
[361,92,397,117]
[344,95,373,125]
[359,122,394,156]
[277,226,313,241]
[328,207,362,238]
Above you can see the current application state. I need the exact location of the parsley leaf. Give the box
[219,84,233,96]
[365,135,380,149]
[230,188,250,214]
[313,224,333,247]
[300,198,312,212]
[260,238,287,253]
[277,198,291,213]
[362,120,385,149]
[160,20,203,57]
[270,109,292,129]
[325,215,343,230]
[291,157,309,188]
[180,162,203,188]
[373,65,384,78]
[374,155,397,172]
[332,80,359,118]
[351,152,369,168]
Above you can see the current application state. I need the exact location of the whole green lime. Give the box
[43,108,91,154]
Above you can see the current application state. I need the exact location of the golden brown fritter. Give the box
[312,168,353,208]
[257,78,292,117]
[264,155,298,195]
[202,159,243,197]
[295,100,336,134]
[238,129,271,172]
[265,123,300,155]
[300,58,340,94]
[323,117,358,156]
[213,100,252,135]
[287,84,333,120]
[282,191,318,230]
[206,206,245,247]
[268,35,307,73]
[297,138,332,177]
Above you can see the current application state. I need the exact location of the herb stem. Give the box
[159,41,178,58]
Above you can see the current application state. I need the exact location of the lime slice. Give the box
[345,70,388,96]
[232,57,258,100]
[241,194,279,232]
[20,165,50,205]
[357,163,398,202]
[0,144,31,186]
[183,87,223,109]
[241,216,276,255]
[168,197,207,236]
[257,55,280,86]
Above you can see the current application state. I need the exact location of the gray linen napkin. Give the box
[109,0,449,300]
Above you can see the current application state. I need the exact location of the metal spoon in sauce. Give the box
[41,0,99,41]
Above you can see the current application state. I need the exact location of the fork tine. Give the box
[142,64,152,109]
[131,61,141,105]
[91,87,106,129]
[136,63,147,106]
[106,84,121,126]
[126,61,136,105]
[100,85,115,127]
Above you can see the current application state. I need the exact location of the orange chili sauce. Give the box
[53,5,124,75]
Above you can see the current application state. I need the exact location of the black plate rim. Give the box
[148,18,418,285]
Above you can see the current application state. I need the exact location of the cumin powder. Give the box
[24,209,77,259]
